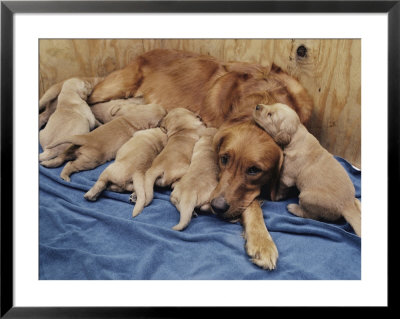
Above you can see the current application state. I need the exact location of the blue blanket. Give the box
[39,147,361,280]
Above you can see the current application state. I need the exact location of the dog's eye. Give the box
[220,154,229,165]
[246,166,262,175]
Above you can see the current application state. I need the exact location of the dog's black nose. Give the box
[211,196,230,215]
[255,104,261,111]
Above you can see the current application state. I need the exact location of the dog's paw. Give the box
[129,192,137,203]
[245,235,278,270]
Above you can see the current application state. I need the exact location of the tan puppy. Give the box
[39,77,103,129]
[132,108,206,217]
[90,97,146,124]
[169,127,219,231]
[39,78,102,162]
[41,104,166,182]
[84,128,167,211]
[253,103,361,237]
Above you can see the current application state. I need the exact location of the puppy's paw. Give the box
[287,203,305,217]
[60,174,71,182]
[245,234,278,270]
[129,192,137,203]
[84,191,97,202]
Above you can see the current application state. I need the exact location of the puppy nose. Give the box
[211,196,230,215]
[255,104,262,111]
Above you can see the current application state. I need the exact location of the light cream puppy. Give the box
[253,103,361,237]
[39,77,103,129]
[84,128,168,213]
[39,78,102,162]
[41,104,166,182]
[90,97,146,124]
[132,108,206,217]
[169,127,219,231]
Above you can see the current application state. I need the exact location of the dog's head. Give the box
[253,103,300,146]
[210,120,283,221]
[160,107,204,137]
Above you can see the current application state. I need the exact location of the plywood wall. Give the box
[39,39,361,168]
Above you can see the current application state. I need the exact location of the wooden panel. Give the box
[39,39,361,167]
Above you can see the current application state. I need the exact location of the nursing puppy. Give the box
[41,104,166,182]
[84,128,167,211]
[253,103,361,237]
[39,77,103,129]
[132,108,205,217]
[39,78,101,162]
[169,127,219,231]
[90,97,146,124]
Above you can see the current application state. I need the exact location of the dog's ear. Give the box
[110,105,121,116]
[204,72,243,117]
[212,129,226,153]
[270,150,284,201]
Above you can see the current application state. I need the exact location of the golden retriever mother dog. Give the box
[253,103,361,237]
[86,49,314,270]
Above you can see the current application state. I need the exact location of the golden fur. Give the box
[39,77,103,129]
[132,108,206,217]
[84,128,168,214]
[39,78,102,162]
[89,97,146,124]
[210,119,283,220]
[253,103,361,237]
[41,104,166,182]
[169,127,219,231]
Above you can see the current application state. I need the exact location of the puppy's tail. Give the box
[342,198,361,237]
[47,135,87,149]
[172,193,197,231]
[144,166,163,207]
[131,172,146,218]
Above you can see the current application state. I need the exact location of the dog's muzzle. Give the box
[210,196,230,216]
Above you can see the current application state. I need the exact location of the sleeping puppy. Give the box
[39,77,103,129]
[132,108,206,217]
[84,128,168,213]
[41,104,166,182]
[90,97,146,124]
[39,78,101,162]
[169,127,219,231]
[253,103,361,237]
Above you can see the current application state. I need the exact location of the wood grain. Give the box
[39,39,361,167]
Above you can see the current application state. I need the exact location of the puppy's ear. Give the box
[274,131,291,146]
[110,105,121,116]
[159,116,167,133]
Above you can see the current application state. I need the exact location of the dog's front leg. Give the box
[241,200,278,270]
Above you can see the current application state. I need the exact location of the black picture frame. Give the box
[1,1,395,317]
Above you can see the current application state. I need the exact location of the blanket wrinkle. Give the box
[39,143,361,280]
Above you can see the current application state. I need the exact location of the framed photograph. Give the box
[1,1,395,317]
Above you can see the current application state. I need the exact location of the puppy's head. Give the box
[210,120,283,221]
[253,103,300,146]
[160,107,204,137]
[116,103,167,129]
